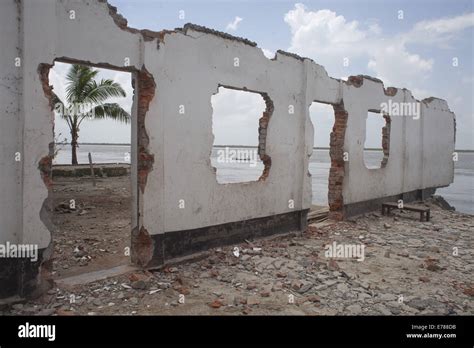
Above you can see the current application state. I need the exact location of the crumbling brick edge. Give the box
[327,103,348,221]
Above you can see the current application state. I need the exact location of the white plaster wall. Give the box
[0,0,22,245]
[421,98,455,188]
[144,29,314,234]
[340,78,455,205]
[19,0,146,248]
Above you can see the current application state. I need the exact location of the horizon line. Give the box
[54,142,474,152]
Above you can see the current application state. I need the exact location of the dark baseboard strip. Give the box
[147,209,309,266]
[343,187,437,218]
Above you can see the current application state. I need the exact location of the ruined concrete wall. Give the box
[0,0,22,247]
[0,0,455,298]
[0,0,151,298]
[147,28,311,234]
[0,0,24,298]
[339,77,455,216]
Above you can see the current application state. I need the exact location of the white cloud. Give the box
[261,48,275,59]
[284,5,367,58]
[404,13,474,46]
[367,42,433,87]
[283,4,473,88]
[211,87,265,146]
[284,4,473,149]
[226,16,243,31]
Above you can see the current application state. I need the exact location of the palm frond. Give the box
[82,79,127,105]
[89,103,131,124]
[65,64,99,103]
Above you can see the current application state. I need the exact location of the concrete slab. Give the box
[56,264,138,286]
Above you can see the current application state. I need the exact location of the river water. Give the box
[54,144,473,214]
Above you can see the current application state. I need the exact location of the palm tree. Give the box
[52,64,130,165]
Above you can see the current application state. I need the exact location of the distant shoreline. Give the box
[55,143,474,152]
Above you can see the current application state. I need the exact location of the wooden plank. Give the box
[382,202,429,212]
[308,205,329,222]
[88,152,96,187]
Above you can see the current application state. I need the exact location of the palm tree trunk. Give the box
[71,129,78,165]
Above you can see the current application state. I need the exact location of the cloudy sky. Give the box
[51,0,473,149]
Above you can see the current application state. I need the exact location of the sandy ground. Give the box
[2,175,473,316]
[50,175,131,278]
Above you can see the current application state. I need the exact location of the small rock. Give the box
[260,285,272,297]
[462,286,474,297]
[55,309,74,316]
[426,263,441,272]
[38,308,56,316]
[297,282,313,294]
[336,283,349,293]
[157,282,171,289]
[291,280,303,291]
[346,304,362,314]
[383,223,391,229]
[209,300,223,308]
[375,304,392,315]
[306,295,321,303]
[131,280,147,290]
[232,247,240,258]
[379,293,397,301]
[327,259,339,271]
[247,295,260,306]
[324,279,338,287]
[406,299,426,310]
[273,260,285,270]
[12,303,24,310]
[234,296,247,305]
[246,282,257,290]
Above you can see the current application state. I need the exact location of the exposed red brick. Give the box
[381,114,391,167]
[328,103,348,220]
[257,93,274,181]
[134,68,156,194]
[131,226,154,267]
[346,75,363,87]
[384,87,398,96]
[38,155,53,189]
